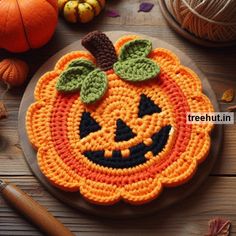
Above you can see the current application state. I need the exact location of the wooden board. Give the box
[158,0,236,48]
[18,31,222,218]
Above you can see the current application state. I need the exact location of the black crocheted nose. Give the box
[115,119,136,142]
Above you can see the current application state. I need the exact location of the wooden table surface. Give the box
[0,1,236,235]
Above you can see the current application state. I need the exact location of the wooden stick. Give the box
[0,180,75,236]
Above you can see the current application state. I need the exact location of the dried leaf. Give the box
[226,105,236,112]
[221,89,234,102]
[106,9,120,18]
[138,2,154,12]
[205,218,231,236]
[0,101,7,119]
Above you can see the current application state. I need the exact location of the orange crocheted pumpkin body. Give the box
[0,0,58,52]
[26,33,214,205]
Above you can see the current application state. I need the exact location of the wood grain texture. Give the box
[1,176,236,236]
[1,183,75,236]
[0,0,236,235]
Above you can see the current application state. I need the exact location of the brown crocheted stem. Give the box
[82,31,118,71]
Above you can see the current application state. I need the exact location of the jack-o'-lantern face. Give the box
[77,81,172,169]
[26,32,214,205]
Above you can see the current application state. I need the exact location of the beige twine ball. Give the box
[165,0,236,42]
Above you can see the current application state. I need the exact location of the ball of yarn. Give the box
[165,0,236,42]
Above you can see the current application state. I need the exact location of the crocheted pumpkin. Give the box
[26,31,214,205]
[58,0,105,23]
[0,0,58,53]
[0,58,29,86]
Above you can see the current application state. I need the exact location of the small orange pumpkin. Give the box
[0,59,29,86]
[0,0,58,53]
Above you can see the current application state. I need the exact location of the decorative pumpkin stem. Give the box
[82,31,118,71]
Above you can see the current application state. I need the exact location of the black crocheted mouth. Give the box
[83,125,172,169]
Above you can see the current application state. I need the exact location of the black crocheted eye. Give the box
[79,112,101,139]
[138,94,162,118]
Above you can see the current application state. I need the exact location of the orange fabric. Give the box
[26,35,214,205]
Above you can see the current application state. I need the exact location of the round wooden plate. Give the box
[158,0,236,47]
[18,31,222,218]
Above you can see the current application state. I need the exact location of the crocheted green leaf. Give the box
[113,58,160,82]
[81,69,108,104]
[67,59,96,70]
[119,39,152,61]
[56,66,93,93]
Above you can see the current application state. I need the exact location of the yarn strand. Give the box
[165,0,236,42]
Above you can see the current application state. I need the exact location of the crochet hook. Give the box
[0,179,75,236]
